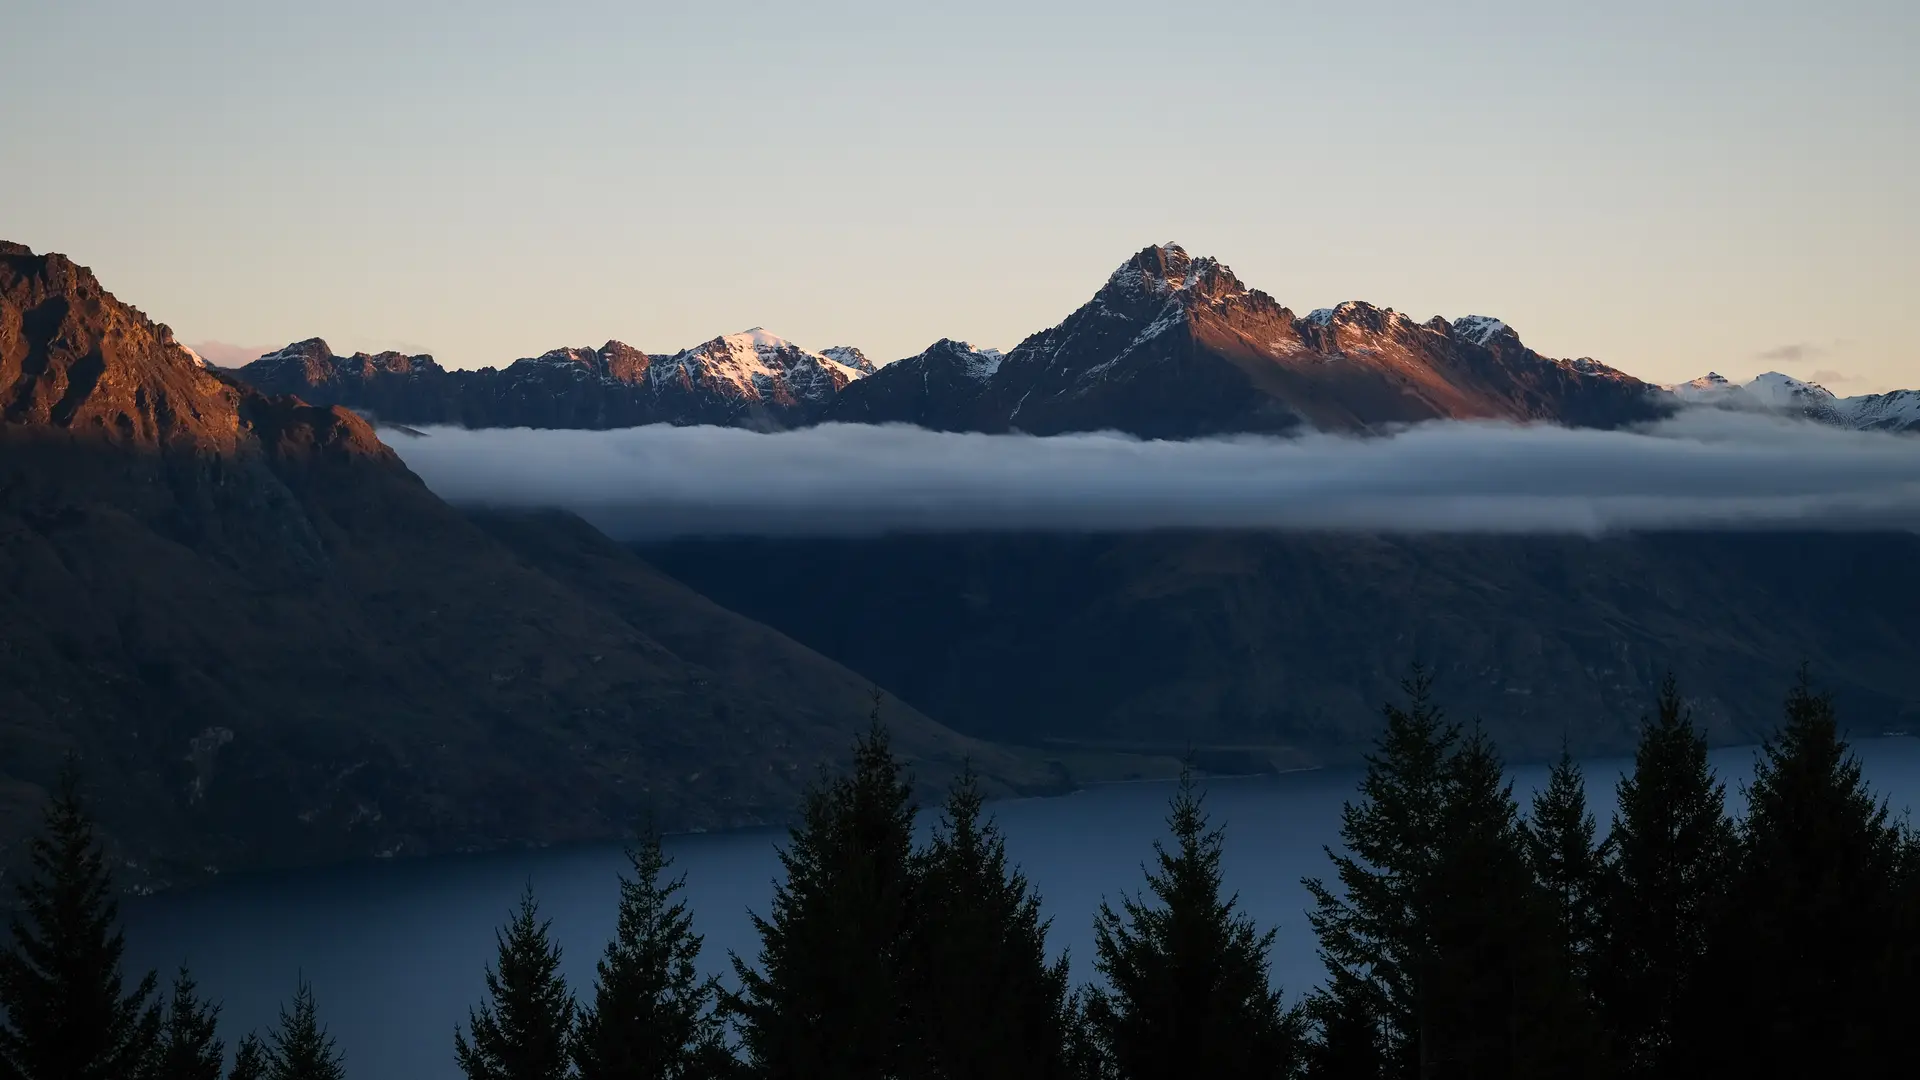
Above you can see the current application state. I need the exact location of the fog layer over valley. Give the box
[392,410,1920,538]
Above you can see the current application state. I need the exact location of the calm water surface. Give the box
[124,737,1920,1080]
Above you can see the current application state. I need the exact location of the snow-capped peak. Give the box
[725,327,796,350]
[1452,315,1512,347]
[1746,371,1836,406]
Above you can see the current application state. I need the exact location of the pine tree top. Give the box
[265,979,345,1080]
[0,761,159,1080]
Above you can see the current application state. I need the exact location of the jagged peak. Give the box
[1103,242,1247,303]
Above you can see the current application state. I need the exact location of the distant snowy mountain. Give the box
[239,327,872,429]
[1667,371,1920,433]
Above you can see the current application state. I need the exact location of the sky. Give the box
[3,1,1915,392]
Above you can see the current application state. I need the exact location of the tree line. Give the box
[4,670,1918,1079]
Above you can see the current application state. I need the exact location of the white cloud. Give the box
[387,411,1920,539]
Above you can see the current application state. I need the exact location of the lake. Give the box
[124,737,1920,1080]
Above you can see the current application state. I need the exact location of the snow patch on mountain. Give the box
[962,346,1003,380]
[821,345,877,375]
[914,339,1004,381]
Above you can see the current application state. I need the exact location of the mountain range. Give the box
[0,241,1044,890]
[239,328,872,432]
[232,243,1918,437]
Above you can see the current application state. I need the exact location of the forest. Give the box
[3,669,1916,1079]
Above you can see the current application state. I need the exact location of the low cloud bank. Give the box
[388,411,1920,539]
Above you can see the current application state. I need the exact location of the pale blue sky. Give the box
[4,1,1915,390]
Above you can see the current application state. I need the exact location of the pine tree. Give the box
[1703,671,1905,1075]
[1062,991,1113,1080]
[1304,672,1598,1079]
[909,766,1072,1080]
[262,979,345,1080]
[1084,769,1303,1080]
[1418,729,1596,1079]
[573,829,730,1080]
[1891,824,1920,1055]
[151,967,225,1080]
[1303,667,1457,1078]
[456,887,577,1080]
[0,761,160,1080]
[228,1035,268,1080]
[1301,973,1385,1080]
[1593,674,1734,1078]
[1524,747,1603,992]
[730,706,919,1080]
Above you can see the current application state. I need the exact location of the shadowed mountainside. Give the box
[0,241,1045,890]
[643,531,1920,764]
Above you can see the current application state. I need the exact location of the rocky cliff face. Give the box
[0,242,1044,890]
